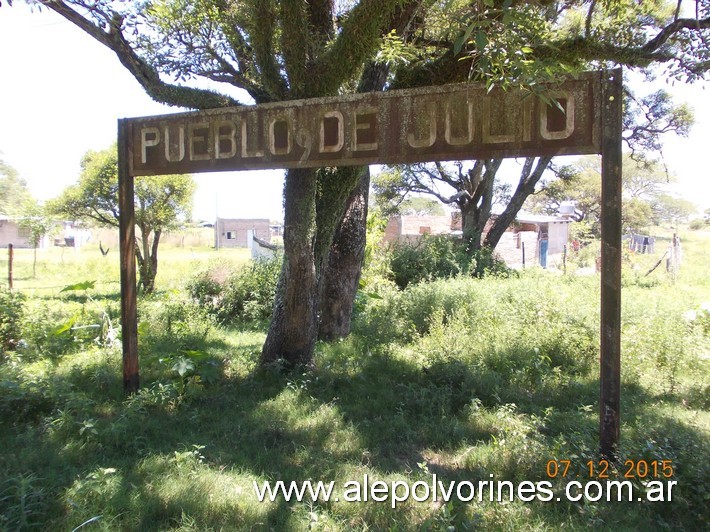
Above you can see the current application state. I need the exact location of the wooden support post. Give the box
[7,243,13,290]
[600,69,623,460]
[118,119,139,394]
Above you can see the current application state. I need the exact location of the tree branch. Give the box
[281,0,310,97]
[40,1,240,109]
[585,0,597,39]
[308,0,335,41]
[433,162,460,189]
[241,0,288,101]
[315,0,423,96]
[642,16,710,53]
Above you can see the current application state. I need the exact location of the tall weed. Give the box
[0,287,24,355]
[187,256,281,323]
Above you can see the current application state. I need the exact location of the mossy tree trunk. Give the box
[318,168,370,340]
[261,165,365,365]
[261,168,319,367]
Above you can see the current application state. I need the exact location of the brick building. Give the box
[383,212,572,268]
[383,215,455,244]
[214,218,271,249]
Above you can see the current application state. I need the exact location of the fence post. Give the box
[522,242,526,268]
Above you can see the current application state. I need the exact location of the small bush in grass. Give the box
[688,218,707,230]
[19,301,83,361]
[0,366,55,424]
[139,296,215,354]
[389,235,464,288]
[0,287,24,355]
[388,235,510,289]
[188,256,281,323]
[685,302,710,336]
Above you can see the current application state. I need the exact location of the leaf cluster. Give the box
[48,145,195,234]
[0,157,32,216]
[623,87,694,158]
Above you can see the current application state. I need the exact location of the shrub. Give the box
[188,256,281,323]
[0,366,55,424]
[0,288,24,355]
[139,296,215,354]
[468,245,511,278]
[688,218,707,231]
[389,235,463,288]
[388,235,509,289]
[18,299,109,361]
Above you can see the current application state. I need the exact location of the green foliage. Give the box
[0,473,47,530]
[685,302,710,337]
[0,287,24,355]
[371,167,407,218]
[0,212,708,532]
[49,145,195,231]
[139,295,215,354]
[0,365,55,425]
[0,156,32,216]
[454,0,568,91]
[528,154,693,236]
[15,282,119,362]
[623,197,653,233]
[48,147,120,227]
[624,89,694,155]
[568,219,595,245]
[526,156,602,228]
[187,256,281,324]
[49,145,195,293]
[389,235,464,289]
[651,194,697,224]
[17,199,54,247]
[358,208,397,298]
[375,29,418,67]
[161,349,221,398]
[60,280,97,292]
[388,235,510,289]
[689,217,709,231]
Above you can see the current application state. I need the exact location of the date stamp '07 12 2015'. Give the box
[546,459,674,480]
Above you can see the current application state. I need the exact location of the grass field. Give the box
[1,229,708,530]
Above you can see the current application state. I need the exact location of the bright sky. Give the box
[1,4,708,222]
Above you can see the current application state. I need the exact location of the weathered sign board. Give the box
[118,69,622,458]
[126,72,601,175]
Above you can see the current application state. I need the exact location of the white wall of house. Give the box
[0,218,31,248]
[215,218,271,248]
[547,221,569,255]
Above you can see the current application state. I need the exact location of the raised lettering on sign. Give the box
[129,73,600,175]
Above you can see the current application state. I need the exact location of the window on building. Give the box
[226,231,236,240]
